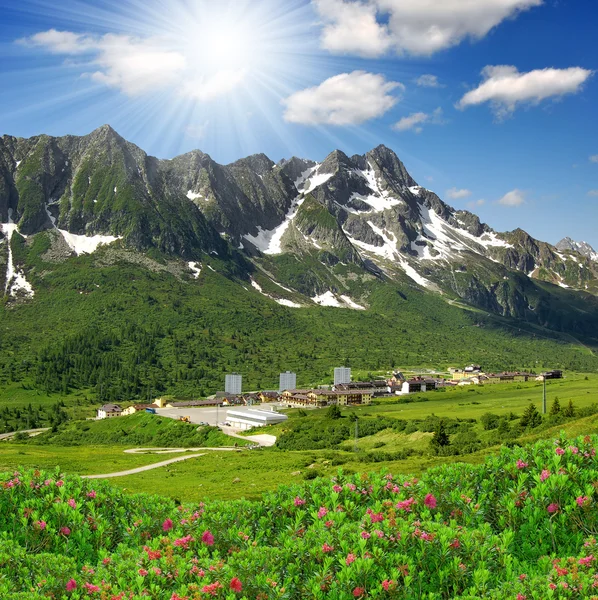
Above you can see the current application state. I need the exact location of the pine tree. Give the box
[430,419,450,453]
[549,397,561,417]
[562,399,576,418]
[520,402,542,429]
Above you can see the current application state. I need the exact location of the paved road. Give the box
[0,428,49,441]
[82,452,207,479]
[82,447,242,479]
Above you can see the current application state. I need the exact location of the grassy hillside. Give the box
[1,242,597,410]
[27,412,244,448]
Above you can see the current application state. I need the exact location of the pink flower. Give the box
[230,577,243,592]
[333,485,343,493]
[201,530,214,546]
[86,491,96,499]
[516,594,526,600]
[424,494,437,509]
[547,503,559,514]
[36,520,46,530]
[322,543,334,553]
[60,527,71,536]
[66,579,77,592]
[549,583,557,590]
[346,553,356,565]
[162,518,173,532]
[519,574,527,581]
[353,587,365,598]
[569,446,579,454]
[56,480,64,487]
[516,460,528,469]
[67,498,76,509]
[361,531,371,539]
[369,512,384,523]
[381,580,394,591]
[375,530,384,538]
[396,497,416,512]
[577,496,590,506]
[317,506,328,519]
[174,535,193,549]
[540,469,550,482]
[579,555,594,566]
[294,497,306,506]
[138,568,148,576]
[555,447,565,455]
[84,582,100,593]
[325,520,334,528]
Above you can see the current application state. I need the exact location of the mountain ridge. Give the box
[1,126,598,340]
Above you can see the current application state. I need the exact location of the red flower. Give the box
[202,530,215,546]
[66,579,77,592]
[162,518,173,532]
[60,527,71,536]
[424,494,437,509]
[138,569,148,576]
[230,577,243,592]
[353,587,366,597]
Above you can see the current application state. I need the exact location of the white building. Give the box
[97,404,122,419]
[334,367,351,386]
[279,371,297,392]
[225,373,243,395]
[226,408,288,430]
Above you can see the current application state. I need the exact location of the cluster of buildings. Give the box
[449,366,563,386]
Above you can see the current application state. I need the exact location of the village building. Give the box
[97,404,122,419]
[226,408,288,430]
[121,404,159,416]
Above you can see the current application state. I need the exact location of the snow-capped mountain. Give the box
[1,126,597,335]
[557,238,598,262]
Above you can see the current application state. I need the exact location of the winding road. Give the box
[82,447,242,479]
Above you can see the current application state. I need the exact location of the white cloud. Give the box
[89,35,187,96]
[18,29,246,100]
[20,29,97,54]
[590,155,598,164]
[447,187,472,200]
[183,70,247,102]
[283,71,402,126]
[313,0,543,57]
[393,107,443,133]
[458,65,593,118]
[416,74,442,88]
[467,199,486,209]
[314,0,393,58]
[498,189,526,206]
[587,190,598,197]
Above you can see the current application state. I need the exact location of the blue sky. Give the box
[1,0,597,247]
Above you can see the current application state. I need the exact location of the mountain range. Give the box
[1,126,597,398]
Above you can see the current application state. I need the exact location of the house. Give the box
[310,389,373,406]
[97,404,122,419]
[542,370,563,380]
[121,404,158,416]
[401,378,428,394]
[259,391,279,403]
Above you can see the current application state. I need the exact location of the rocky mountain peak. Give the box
[557,237,598,261]
[229,153,275,176]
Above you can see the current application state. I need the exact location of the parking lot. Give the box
[156,403,288,426]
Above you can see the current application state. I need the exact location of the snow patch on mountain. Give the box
[250,277,302,308]
[186,190,203,201]
[1,216,34,298]
[340,295,366,310]
[244,197,305,255]
[276,298,302,308]
[188,262,201,278]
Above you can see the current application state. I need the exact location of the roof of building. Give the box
[99,404,122,412]
[169,399,225,407]
[226,409,288,423]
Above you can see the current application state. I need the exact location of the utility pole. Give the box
[354,418,358,453]
[542,375,547,414]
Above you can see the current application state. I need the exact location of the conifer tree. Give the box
[430,419,450,453]
[562,399,576,418]
[520,402,542,429]
[549,397,561,417]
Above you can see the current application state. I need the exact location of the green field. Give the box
[1,373,596,504]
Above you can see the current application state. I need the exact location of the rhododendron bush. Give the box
[1,435,598,598]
